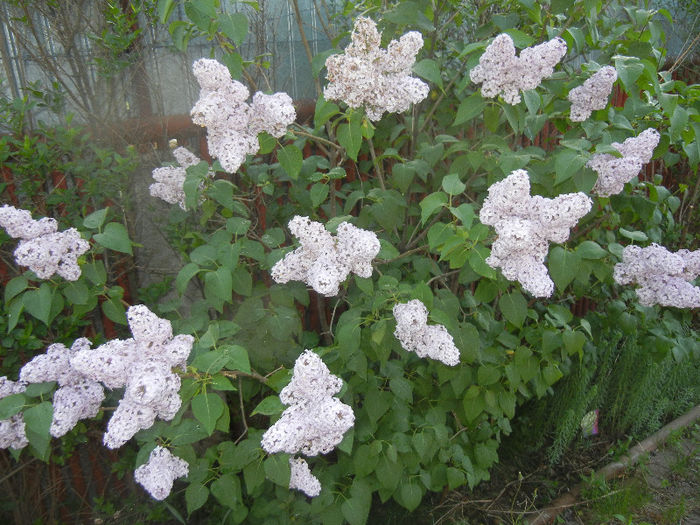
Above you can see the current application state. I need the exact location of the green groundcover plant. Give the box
[1,0,699,523]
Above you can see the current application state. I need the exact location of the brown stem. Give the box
[290,0,321,96]
[220,369,268,383]
[368,136,386,190]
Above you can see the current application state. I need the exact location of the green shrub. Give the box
[0,0,698,523]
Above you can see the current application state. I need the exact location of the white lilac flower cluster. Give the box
[324,17,429,121]
[568,66,618,122]
[271,216,380,297]
[479,170,593,297]
[289,457,322,498]
[261,350,354,497]
[134,446,189,500]
[19,338,105,438]
[0,377,28,450]
[470,33,567,105]
[587,128,660,197]
[150,147,210,210]
[70,305,193,449]
[190,58,296,173]
[392,300,460,366]
[613,244,700,308]
[0,205,89,281]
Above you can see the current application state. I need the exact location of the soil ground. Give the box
[429,424,699,525]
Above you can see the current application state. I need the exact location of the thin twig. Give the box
[235,377,248,444]
[291,125,342,150]
[220,369,268,383]
[367,136,386,191]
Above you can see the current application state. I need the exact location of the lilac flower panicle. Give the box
[289,457,322,497]
[0,377,28,450]
[568,66,617,122]
[470,33,567,105]
[191,58,295,173]
[0,205,89,281]
[70,305,194,448]
[324,17,429,121]
[134,446,189,500]
[393,300,460,366]
[271,216,380,296]
[588,128,660,197]
[150,147,210,210]
[479,170,592,297]
[613,244,700,308]
[279,350,343,405]
[261,351,354,497]
[19,338,105,438]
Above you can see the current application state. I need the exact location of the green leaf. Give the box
[542,363,563,385]
[205,267,233,304]
[312,49,338,78]
[191,393,225,436]
[441,173,466,195]
[499,291,527,328]
[157,0,176,23]
[186,483,209,514]
[504,28,534,47]
[554,150,587,185]
[24,401,53,458]
[477,365,500,386]
[314,97,340,128]
[450,203,475,228]
[468,245,497,279]
[102,295,127,325]
[169,20,190,52]
[210,474,241,508]
[263,454,291,487]
[184,0,214,31]
[498,391,516,418]
[23,283,52,325]
[562,330,586,356]
[278,144,303,180]
[191,349,232,374]
[226,217,251,235]
[62,281,89,305]
[7,297,24,333]
[94,222,132,255]
[251,396,284,416]
[176,263,200,295]
[398,480,422,511]
[420,192,448,225]
[219,12,248,46]
[619,228,648,242]
[463,388,485,421]
[337,116,362,161]
[164,419,208,445]
[83,260,107,286]
[548,247,580,292]
[208,179,235,210]
[4,276,28,303]
[221,344,251,373]
[576,240,607,259]
[231,267,252,297]
[83,207,109,229]
[413,58,443,90]
[24,382,55,397]
[453,93,486,127]
[310,183,329,208]
[0,393,26,419]
[341,478,372,525]
[614,56,644,93]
